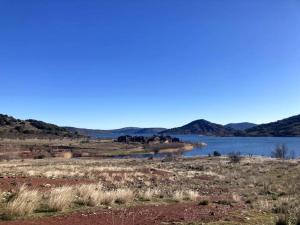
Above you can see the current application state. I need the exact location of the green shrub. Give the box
[198,200,209,206]
[213,151,221,157]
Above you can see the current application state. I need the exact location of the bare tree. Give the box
[228,151,242,163]
[271,144,289,159]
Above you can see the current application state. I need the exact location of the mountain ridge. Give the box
[243,114,300,137]
[2,113,300,138]
[225,122,257,131]
[160,119,235,136]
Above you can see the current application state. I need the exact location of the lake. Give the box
[96,134,300,158]
[177,135,300,157]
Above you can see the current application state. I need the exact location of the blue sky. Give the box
[1,0,300,129]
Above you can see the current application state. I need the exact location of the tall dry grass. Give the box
[75,184,134,206]
[114,189,134,204]
[7,186,41,216]
[184,190,199,201]
[46,184,135,210]
[76,183,104,206]
[139,188,161,201]
[48,186,75,211]
[172,190,199,202]
[173,191,185,202]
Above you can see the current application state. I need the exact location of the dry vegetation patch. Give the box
[6,185,41,216]
[0,157,298,225]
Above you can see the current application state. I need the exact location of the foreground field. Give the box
[0,156,299,224]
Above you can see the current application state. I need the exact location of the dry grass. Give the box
[139,188,160,201]
[0,161,137,179]
[114,189,134,204]
[7,186,41,216]
[97,191,116,205]
[0,156,299,224]
[184,190,199,201]
[172,190,199,202]
[75,183,116,206]
[173,191,185,202]
[48,186,75,211]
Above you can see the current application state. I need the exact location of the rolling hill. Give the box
[160,119,235,136]
[244,114,300,137]
[0,114,80,138]
[3,113,300,138]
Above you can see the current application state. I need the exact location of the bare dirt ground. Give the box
[0,202,239,225]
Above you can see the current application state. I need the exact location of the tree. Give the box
[271,144,288,159]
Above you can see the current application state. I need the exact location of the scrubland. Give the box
[0,156,298,224]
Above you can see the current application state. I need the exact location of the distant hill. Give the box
[63,127,109,137]
[134,128,167,134]
[0,114,80,138]
[109,127,166,134]
[160,119,234,136]
[3,113,300,138]
[244,114,300,137]
[65,127,167,138]
[225,122,257,131]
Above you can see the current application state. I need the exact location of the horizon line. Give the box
[1,112,299,130]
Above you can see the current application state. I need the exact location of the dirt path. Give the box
[0,203,239,225]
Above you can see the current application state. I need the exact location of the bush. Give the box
[213,151,221,157]
[272,144,289,159]
[162,153,177,162]
[198,200,209,206]
[34,154,46,159]
[228,152,242,163]
[275,216,288,225]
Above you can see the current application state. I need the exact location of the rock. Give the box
[42,183,52,188]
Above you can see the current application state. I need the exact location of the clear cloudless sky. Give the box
[1,0,300,129]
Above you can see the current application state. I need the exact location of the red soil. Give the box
[0,202,240,225]
[0,177,95,191]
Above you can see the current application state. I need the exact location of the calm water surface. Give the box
[177,135,300,157]
[96,134,300,157]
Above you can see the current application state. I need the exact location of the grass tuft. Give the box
[7,185,41,216]
[48,186,75,211]
[114,189,134,204]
